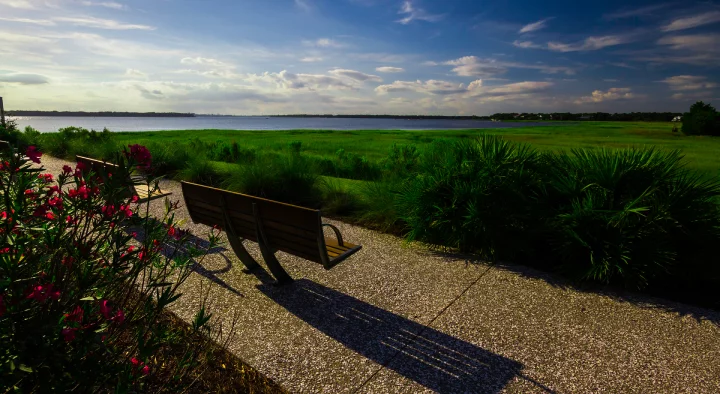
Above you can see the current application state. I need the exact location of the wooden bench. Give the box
[75,155,172,203]
[181,181,362,285]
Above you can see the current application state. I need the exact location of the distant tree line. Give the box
[269,114,493,120]
[8,111,195,117]
[489,112,683,121]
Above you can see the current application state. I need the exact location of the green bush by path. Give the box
[682,101,720,137]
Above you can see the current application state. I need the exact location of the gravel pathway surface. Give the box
[39,155,720,393]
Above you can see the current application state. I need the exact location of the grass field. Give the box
[112,122,720,178]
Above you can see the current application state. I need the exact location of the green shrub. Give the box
[319,179,363,216]
[398,136,545,258]
[225,154,321,207]
[381,143,420,177]
[176,158,224,187]
[357,178,403,232]
[681,101,720,136]
[544,148,720,288]
[146,142,193,175]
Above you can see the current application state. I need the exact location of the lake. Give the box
[9,116,551,133]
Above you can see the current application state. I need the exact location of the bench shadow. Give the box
[257,278,525,394]
[126,224,244,297]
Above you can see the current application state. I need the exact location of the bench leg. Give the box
[226,235,261,272]
[253,203,293,285]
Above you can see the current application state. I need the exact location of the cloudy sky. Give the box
[1,0,719,115]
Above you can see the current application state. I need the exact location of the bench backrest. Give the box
[76,155,119,176]
[181,181,325,264]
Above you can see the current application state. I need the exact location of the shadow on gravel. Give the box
[127,224,245,297]
[257,278,526,394]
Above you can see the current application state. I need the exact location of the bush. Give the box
[225,154,321,207]
[176,158,225,187]
[0,146,228,391]
[381,143,419,178]
[319,179,363,216]
[544,148,720,288]
[398,136,546,258]
[681,101,720,136]
[146,142,194,175]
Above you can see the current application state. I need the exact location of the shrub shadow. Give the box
[257,278,526,394]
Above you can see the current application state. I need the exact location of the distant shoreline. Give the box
[8,111,195,118]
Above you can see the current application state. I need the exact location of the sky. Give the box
[0,0,719,115]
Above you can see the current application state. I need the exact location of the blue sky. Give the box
[1,0,718,115]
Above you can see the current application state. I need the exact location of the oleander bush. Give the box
[0,144,229,392]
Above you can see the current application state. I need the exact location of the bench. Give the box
[181,181,362,285]
[75,155,172,203]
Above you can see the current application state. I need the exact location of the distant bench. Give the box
[181,181,362,285]
[75,155,172,203]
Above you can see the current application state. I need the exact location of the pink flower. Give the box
[0,211,7,220]
[27,284,59,303]
[127,144,152,170]
[46,212,56,220]
[64,306,84,323]
[61,328,77,342]
[48,197,63,209]
[131,195,140,203]
[141,365,150,375]
[119,205,133,218]
[101,204,116,217]
[48,185,60,197]
[130,357,141,367]
[99,300,112,320]
[113,309,125,324]
[62,165,72,174]
[26,146,42,164]
[38,173,53,183]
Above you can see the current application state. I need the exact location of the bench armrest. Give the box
[322,223,344,247]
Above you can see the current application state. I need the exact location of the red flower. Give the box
[48,185,61,197]
[61,328,77,342]
[64,306,84,323]
[99,300,112,320]
[38,173,54,183]
[119,205,133,218]
[113,309,125,324]
[46,212,56,220]
[62,256,75,267]
[0,248,10,254]
[127,144,152,170]
[76,162,86,171]
[48,197,63,209]
[66,215,77,225]
[27,284,60,303]
[62,165,72,174]
[26,146,42,164]
[141,365,150,375]
[131,195,140,203]
[130,357,141,367]
[101,204,116,217]
[0,211,7,220]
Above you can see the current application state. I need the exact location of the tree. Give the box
[682,101,720,136]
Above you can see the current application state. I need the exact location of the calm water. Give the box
[10,116,552,133]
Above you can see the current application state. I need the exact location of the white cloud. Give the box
[303,38,345,48]
[53,16,155,30]
[180,57,234,69]
[125,69,147,79]
[661,11,720,32]
[512,40,542,49]
[548,35,630,52]
[375,66,405,73]
[0,0,37,9]
[603,4,673,20]
[376,79,470,95]
[657,34,720,52]
[444,56,574,77]
[575,87,636,103]
[519,18,552,34]
[294,0,310,11]
[247,70,355,91]
[0,72,49,85]
[0,16,55,25]
[397,0,444,24]
[375,79,553,98]
[328,69,382,82]
[80,1,126,10]
[300,57,323,62]
[660,75,717,91]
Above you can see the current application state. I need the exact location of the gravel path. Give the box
[39,155,720,394]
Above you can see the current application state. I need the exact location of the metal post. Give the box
[0,97,5,127]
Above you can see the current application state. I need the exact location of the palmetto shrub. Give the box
[398,136,546,259]
[0,145,225,392]
[544,148,720,288]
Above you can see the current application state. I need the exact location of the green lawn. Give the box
[113,122,720,179]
